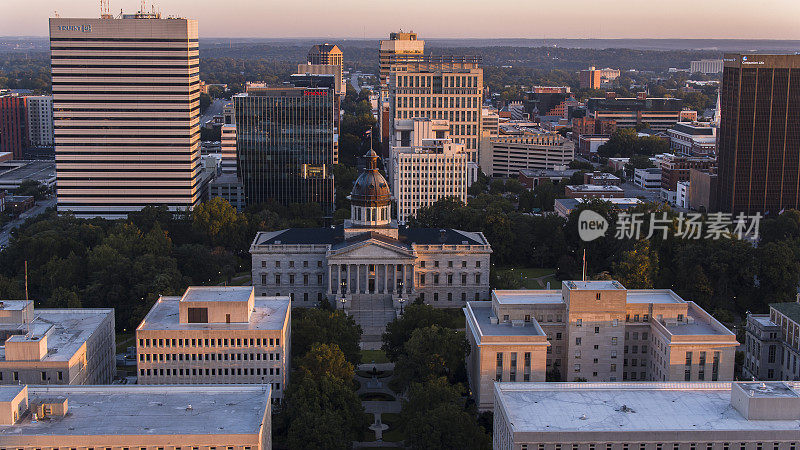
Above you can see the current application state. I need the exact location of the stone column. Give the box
[356,264,360,294]
[384,264,389,294]
[401,264,407,295]
[328,265,332,295]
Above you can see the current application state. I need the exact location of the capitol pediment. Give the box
[328,237,415,261]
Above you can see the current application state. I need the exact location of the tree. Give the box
[283,375,368,450]
[294,343,354,383]
[392,325,469,390]
[192,197,249,249]
[292,308,362,365]
[48,286,81,308]
[199,92,211,112]
[15,180,49,201]
[381,304,462,360]
[400,378,491,450]
[405,403,491,450]
[757,241,800,303]
[612,240,658,289]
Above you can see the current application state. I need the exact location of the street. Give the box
[351,72,362,93]
[0,197,56,249]
[200,98,226,126]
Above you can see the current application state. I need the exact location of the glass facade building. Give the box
[717,54,800,214]
[233,76,336,214]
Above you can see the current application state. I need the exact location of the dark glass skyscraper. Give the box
[233,75,337,214]
[717,54,800,214]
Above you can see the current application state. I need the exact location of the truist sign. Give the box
[57,24,92,32]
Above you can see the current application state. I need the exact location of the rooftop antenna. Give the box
[100,0,112,18]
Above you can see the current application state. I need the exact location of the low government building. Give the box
[744,300,800,381]
[0,301,115,385]
[465,280,738,409]
[251,150,491,339]
[136,286,290,401]
[494,381,800,450]
[0,384,272,449]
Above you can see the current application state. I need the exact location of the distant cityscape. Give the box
[0,4,799,450]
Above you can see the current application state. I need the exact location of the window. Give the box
[187,307,208,324]
[275,261,280,268]
[576,318,582,327]
[575,337,582,345]
[595,326,600,334]
[611,337,618,345]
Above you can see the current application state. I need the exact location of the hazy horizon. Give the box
[3,0,800,40]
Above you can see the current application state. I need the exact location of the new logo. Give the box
[578,210,609,242]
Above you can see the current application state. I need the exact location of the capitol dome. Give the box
[351,150,391,207]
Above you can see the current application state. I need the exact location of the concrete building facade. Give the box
[50,15,201,218]
[465,281,738,410]
[389,58,483,160]
[389,117,469,224]
[0,384,272,449]
[691,59,724,74]
[744,301,800,381]
[25,96,53,149]
[668,122,717,157]
[482,133,574,177]
[136,286,290,400]
[0,95,27,159]
[494,381,800,450]
[0,301,115,385]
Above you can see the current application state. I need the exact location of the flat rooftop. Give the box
[139,297,289,331]
[567,184,624,192]
[0,160,56,185]
[0,385,270,437]
[181,286,253,303]
[493,290,564,305]
[752,315,778,328]
[564,280,625,290]
[467,305,546,337]
[496,382,800,433]
[0,309,113,363]
[626,290,683,304]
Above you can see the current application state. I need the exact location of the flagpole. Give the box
[582,249,586,281]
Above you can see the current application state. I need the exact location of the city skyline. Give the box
[3,0,800,40]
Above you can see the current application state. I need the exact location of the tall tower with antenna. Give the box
[100,0,112,19]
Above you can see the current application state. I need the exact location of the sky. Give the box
[3,0,800,39]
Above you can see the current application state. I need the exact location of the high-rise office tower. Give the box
[389,118,469,224]
[717,54,800,214]
[389,58,483,161]
[50,13,201,218]
[0,94,28,158]
[233,75,336,214]
[379,32,425,89]
[26,95,54,149]
[305,44,344,96]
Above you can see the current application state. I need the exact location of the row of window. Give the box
[139,352,281,362]
[138,337,280,348]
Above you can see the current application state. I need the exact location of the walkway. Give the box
[353,361,404,448]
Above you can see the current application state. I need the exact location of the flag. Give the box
[364,129,372,136]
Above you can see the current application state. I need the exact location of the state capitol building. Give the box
[250,150,492,331]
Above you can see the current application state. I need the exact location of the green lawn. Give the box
[361,349,389,364]
[496,267,561,289]
[116,332,134,353]
[380,412,404,442]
